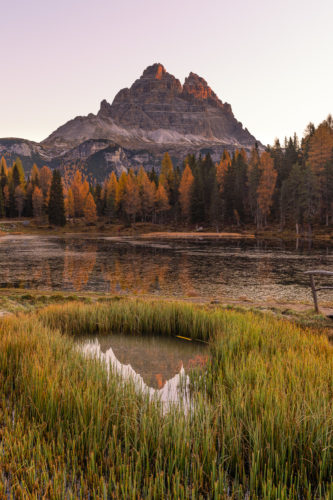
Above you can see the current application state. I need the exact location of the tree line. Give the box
[0,115,332,231]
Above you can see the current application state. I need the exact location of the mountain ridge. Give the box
[0,63,262,180]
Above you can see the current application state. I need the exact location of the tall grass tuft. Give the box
[0,299,333,498]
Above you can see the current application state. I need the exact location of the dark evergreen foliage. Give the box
[48,170,66,226]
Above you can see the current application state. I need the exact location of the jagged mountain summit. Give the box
[0,63,261,180]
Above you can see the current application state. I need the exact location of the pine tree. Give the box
[48,170,66,226]
[14,185,25,217]
[0,187,5,218]
[105,171,118,221]
[39,166,52,200]
[0,157,8,193]
[257,152,277,227]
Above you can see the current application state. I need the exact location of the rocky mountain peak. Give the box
[182,72,223,108]
[141,63,167,80]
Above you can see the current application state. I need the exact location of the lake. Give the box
[0,234,333,304]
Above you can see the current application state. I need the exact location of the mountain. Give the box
[0,63,261,180]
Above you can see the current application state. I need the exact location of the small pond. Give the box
[78,333,208,410]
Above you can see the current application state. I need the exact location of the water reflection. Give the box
[78,333,208,410]
[0,234,333,303]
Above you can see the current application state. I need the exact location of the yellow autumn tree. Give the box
[123,174,141,221]
[155,183,170,223]
[30,164,40,186]
[138,167,156,220]
[83,192,97,224]
[32,186,44,218]
[308,122,333,176]
[178,165,194,221]
[159,152,175,196]
[216,153,231,193]
[65,187,75,218]
[71,170,89,217]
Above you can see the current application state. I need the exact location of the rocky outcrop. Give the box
[0,63,262,180]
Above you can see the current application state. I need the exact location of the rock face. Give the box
[0,63,261,180]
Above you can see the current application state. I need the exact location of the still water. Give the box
[78,333,208,410]
[0,234,333,303]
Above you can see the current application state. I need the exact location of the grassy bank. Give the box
[1,300,333,498]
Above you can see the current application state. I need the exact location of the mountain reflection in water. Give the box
[78,334,208,409]
[1,235,333,302]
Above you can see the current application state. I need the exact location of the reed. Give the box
[0,300,332,498]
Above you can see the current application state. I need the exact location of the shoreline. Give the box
[1,218,333,242]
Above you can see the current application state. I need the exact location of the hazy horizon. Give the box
[1,0,332,146]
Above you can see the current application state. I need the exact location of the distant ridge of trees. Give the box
[0,115,332,232]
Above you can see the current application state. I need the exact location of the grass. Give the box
[0,299,333,498]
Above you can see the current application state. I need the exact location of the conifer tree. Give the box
[105,171,118,221]
[14,185,25,217]
[48,170,66,226]
[0,157,8,192]
[257,152,277,227]
[179,165,194,221]
[65,188,75,218]
[32,186,44,219]
[123,174,141,222]
[83,192,97,224]
[0,187,5,218]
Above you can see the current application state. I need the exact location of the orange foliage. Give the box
[178,165,194,220]
[83,192,97,223]
[308,123,333,175]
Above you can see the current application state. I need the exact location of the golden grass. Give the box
[0,299,333,498]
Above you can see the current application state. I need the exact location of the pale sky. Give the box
[1,0,332,146]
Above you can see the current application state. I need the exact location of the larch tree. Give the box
[32,186,44,219]
[48,170,66,226]
[71,170,89,217]
[83,192,97,224]
[178,165,194,221]
[65,187,75,218]
[159,152,175,197]
[123,174,141,221]
[155,184,170,223]
[140,172,156,221]
[0,157,8,192]
[30,164,40,187]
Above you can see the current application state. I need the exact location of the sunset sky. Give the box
[1,0,332,146]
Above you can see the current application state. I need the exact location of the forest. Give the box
[0,116,332,233]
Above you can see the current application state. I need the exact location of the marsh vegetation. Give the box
[1,299,333,498]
